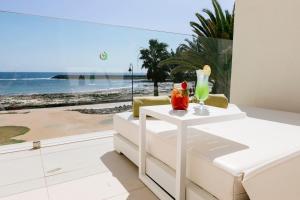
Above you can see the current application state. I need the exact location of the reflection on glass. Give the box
[0,11,193,146]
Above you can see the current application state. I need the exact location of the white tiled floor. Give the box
[0,136,158,200]
[0,189,49,200]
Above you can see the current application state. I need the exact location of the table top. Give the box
[140,103,246,126]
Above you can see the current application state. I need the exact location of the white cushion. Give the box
[113,112,177,145]
[190,118,300,175]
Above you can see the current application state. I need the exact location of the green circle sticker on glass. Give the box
[99,51,108,61]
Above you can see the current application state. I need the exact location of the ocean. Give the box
[0,72,142,95]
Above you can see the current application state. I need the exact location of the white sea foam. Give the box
[0,78,51,81]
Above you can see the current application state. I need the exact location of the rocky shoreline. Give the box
[69,105,132,115]
[51,74,147,80]
[0,82,173,111]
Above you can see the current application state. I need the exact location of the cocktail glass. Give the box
[195,69,209,110]
[171,83,189,110]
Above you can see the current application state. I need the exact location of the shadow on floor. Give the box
[101,151,158,200]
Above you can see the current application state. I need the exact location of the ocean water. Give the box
[0,72,138,95]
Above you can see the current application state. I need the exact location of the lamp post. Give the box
[128,63,134,104]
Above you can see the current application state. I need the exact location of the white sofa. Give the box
[113,105,300,200]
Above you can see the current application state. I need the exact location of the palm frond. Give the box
[171,65,198,76]
[202,9,217,24]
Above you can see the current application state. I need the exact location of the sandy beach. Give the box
[0,102,131,142]
[0,81,172,144]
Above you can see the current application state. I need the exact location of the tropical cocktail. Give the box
[171,81,189,110]
[195,65,211,109]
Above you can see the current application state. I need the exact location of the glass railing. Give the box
[0,11,233,148]
[0,11,233,198]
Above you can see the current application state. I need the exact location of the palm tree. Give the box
[140,39,171,96]
[160,37,232,97]
[159,0,234,98]
[190,0,234,40]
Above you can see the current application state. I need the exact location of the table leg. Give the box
[139,111,146,177]
[175,124,187,200]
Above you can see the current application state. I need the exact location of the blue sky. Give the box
[0,0,235,73]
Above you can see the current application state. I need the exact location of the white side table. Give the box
[139,103,246,200]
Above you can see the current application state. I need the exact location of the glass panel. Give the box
[0,11,232,147]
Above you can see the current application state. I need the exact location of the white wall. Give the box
[231,0,300,113]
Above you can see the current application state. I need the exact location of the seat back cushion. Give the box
[133,96,170,117]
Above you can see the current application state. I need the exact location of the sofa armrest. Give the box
[242,150,300,200]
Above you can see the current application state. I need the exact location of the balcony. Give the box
[1,0,300,199]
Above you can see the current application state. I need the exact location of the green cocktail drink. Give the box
[195,83,209,102]
[195,66,210,109]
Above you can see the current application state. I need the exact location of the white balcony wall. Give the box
[231,0,300,113]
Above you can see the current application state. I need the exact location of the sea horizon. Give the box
[0,71,152,96]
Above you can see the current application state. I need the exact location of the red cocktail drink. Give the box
[171,82,189,110]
